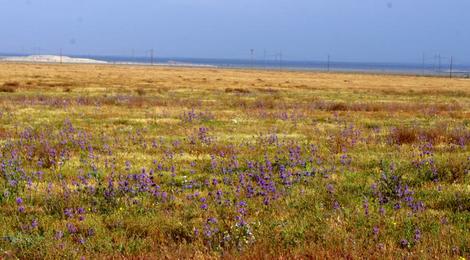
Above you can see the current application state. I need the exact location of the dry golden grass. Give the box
[0,62,469,259]
[0,62,469,95]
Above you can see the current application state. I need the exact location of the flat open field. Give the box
[0,63,469,258]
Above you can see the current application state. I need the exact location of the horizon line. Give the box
[1,51,469,66]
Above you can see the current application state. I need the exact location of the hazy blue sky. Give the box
[0,0,469,63]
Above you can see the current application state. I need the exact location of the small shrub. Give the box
[420,127,443,144]
[389,126,452,145]
[448,127,470,146]
[225,88,250,94]
[389,127,419,145]
[0,82,19,92]
[329,125,362,153]
[433,191,470,212]
[0,127,9,139]
[327,102,348,111]
[256,87,279,93]
[3,81,20,87]
[435,155,470,183]
[0,86,16,93]
[136,88,146,96]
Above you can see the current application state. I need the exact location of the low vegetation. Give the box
[0,63,469,258]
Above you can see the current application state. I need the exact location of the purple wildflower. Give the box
[414,228,421,242]
[64,208,74,219]
[207,217,217,224]
[379,207,385,216]
[31,219,39,229]
[333,200,341,210]
[400,239,409,248]
[326,184,334,194]
[373,226,379,237]
[55,231,64,240]
[363,199,369,216]
[67,223,78,234]
[394,202,401,210]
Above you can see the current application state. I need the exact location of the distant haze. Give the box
[0,0,469,63]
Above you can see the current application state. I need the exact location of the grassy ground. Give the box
[0,62,469,259]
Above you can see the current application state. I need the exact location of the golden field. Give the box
[0,62,469,258]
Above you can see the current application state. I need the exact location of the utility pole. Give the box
[449,56,453,78]
[250,49,254,68]
[438,53,441,73]
[150,49,154,65]
[59,48,63,64]
[327,54,330,72]
[263,49,267,70]
[422,53,425,76]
